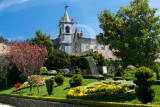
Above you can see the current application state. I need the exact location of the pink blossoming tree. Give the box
[28,75,43,92]
[8,42,48,79]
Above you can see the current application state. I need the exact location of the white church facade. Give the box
[52,7,116,60]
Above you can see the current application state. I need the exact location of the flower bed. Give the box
[12,78,46,92]
[67,80,136,98]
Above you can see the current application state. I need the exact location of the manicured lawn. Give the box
[0,77,98,98]
[1,76,160,106]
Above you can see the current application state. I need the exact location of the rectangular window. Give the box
[86,43,90,49]
[65,46,72,53]
[94,44,97,49]
[64,35,71,43]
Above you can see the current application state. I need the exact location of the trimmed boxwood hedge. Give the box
[154,80,160,85]
[0,93,158,107]
[41,73,105,80]
[112,77,136,81]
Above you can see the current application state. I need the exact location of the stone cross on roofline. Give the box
[65,3,69,11]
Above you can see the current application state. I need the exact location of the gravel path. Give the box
[0,103,16,107]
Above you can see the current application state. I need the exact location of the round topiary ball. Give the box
[134,66,154,87]
[135,86,156,104]
[69,74,83,87]
[55,74,64,86]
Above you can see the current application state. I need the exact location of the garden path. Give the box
[0,103,16,107]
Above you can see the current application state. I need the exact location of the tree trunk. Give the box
[37,86,39,94]
[5,78,7,89]
[30,84,33,91]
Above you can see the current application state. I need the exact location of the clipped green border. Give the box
[0,93,158,107]
[42,73,106,80]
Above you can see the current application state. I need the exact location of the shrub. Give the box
[135,86,156,104]
[134,66,154,87]
[152,63,160,80]
[113,77,124,80]
[114,67,124,77]
[134,66,155,104]
[75,66,80,74]
[70,56,89,69]
[55,74,64,86]
[45,79,54,95]
[0,54,23,90]
[124,77,135,81]
[103,73,114,78]
[97,66,103,74]
[123,67,136,77]
[69,74,83,87]
[41,66,48,73]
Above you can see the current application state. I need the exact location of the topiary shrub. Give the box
[41,66,48,73]
[135,86,155,104]
[134,66,156,104]
[69,74,83,87]
[75,66,80,74]
[45,79,54,95]
[134,66,154,87]
[55,74,64,86]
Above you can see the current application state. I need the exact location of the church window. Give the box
[86,43,90,49]
[60,28,62,34]
[94,44,97,49]
[65,46,72,53]
[65,26,70,33]
[101,45,105,50]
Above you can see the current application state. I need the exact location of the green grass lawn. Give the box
[0,77,160,105]
[0,77,98,98]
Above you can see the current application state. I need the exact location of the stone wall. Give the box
[0,95,95,107]
[0,43,9,55]
[80,38,117,60]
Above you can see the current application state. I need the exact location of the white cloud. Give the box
[155,11,160,16]
[0,0,30,11]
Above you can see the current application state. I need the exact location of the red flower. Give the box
[14,83,22,88]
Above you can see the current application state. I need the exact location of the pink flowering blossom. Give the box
[8,42,48,78]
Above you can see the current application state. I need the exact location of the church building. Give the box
[52,6,116,60]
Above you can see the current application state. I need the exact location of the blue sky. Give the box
[0,0,160,41]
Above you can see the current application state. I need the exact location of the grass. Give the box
[0,76,160,106]
[0,77,98,98]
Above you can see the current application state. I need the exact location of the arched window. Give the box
[94,44,97,49]
[65,26,70,33]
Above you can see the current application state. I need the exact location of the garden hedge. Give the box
[112,77,136,81]
[41,73,105,80]
[153,80,160,85]
[0,93,158,107]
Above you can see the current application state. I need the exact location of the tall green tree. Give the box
[29,30,54,54]
[97,0,160,68]
[45,50,71,70]
[0,36,8,43]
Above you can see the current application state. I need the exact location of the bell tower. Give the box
[58,4,74,53]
